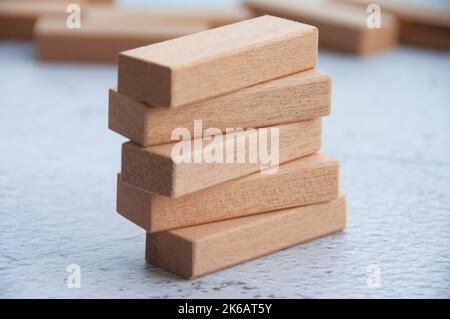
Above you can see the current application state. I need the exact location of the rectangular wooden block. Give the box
[0,0,113,39]
[109,68,331,146]
[338,0,450,50]
[83,0,114,3]
[86,5,252,29]
[34,0,114,3]
[121,119,322,197]
[117,152,339,232]
[117,15,318,107]
[244,0,398,55]
[34,14,208,63]
[146,194,346,278]
[0,0,70,39]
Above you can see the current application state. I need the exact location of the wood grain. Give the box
[117,15,318,108]
[109,68,331,146]
[34,14,208,63]
[146,194,346,278]
[337,0,450,50]
[244,0,398,55]
[121,119,322,197]
[117,152,339,232]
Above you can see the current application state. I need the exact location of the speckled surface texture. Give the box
[1,3,450,299]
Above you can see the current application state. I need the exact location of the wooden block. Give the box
[109,68,331,146]
[117,152,339,232]
[146,194,346,278]
[17,0,113,4]
[117,15,318,108]
[142,6,252,28]
[337,0,450,50]
[83,0,114,4]
[244,0,398,55]
[0,0,112,39]
[0,0,70,39]
[86,5,252,28]
[121,119,322,197]
[28,0,114,4]
[34,14,208,63]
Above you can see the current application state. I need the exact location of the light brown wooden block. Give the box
[109,68,331,146]
[34,14,208,63]
[83,0,114,4]
[17,0,113,4]
[117,152,339,232]
[117,15,318,108]
[337,0,450,50]
[0,0,112,39]
[86,5,252,28]
[244,0,398,55]
[143,6,252,28]
[121,119,322,197]
[146,194,346,278]
[31,0,114,4]
[0,0,71,39]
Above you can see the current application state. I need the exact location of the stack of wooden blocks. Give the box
[109,15,347,279]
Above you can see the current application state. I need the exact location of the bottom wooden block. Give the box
[146,195,346,279]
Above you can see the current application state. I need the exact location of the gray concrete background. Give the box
[0,0,449,298]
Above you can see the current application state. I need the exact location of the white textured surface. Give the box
[1,17,450,298]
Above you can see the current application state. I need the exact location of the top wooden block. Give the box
[117,15,318,108]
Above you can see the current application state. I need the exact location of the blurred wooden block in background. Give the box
[83,0,114,4]
[0,0,70,39]
[337,0,450,50]
[117,152,340,232]
[244,0,398,55]
[86,5,252,28]
[0,0,114,39]
[34,0,114,3]
[34,13,208,62]
[121,119,322,197]
[118,15,318,107]
[109,69,331,146]
[146,194,346,278]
